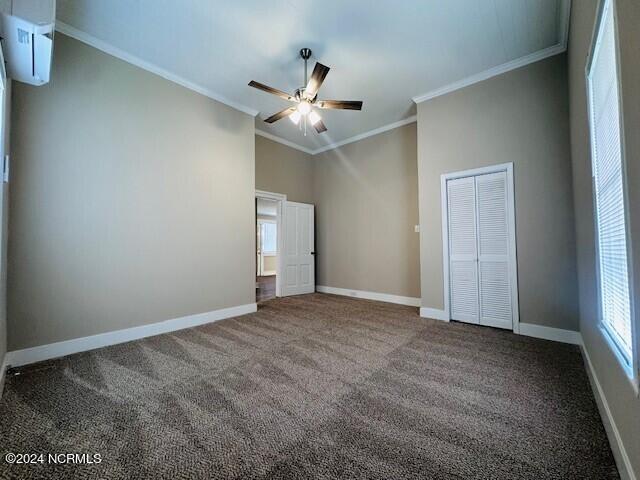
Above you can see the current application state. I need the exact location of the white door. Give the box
[282,201,315,296]
[448,177,480,323]
[476,172,512,329]
[446,170,515,330]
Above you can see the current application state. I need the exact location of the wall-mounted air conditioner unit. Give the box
[0,0,56,86]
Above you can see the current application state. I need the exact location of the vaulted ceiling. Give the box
[57,0,570,153]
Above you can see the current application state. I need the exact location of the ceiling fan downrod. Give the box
[300,48,312,90]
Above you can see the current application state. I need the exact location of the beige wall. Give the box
[262,256,277,273]
[8,34,256,351]
[255,135,313,203]
[313,124,420,299]
[417,54,578,331]
[569,0,640,476]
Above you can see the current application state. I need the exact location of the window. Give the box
[260,221,277,254]
[586,0,634,370]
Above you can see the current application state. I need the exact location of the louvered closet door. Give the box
[475,172,512,329]
[447,177,479,324]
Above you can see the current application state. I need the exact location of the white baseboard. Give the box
[581,342,637,480]
[5,303,257,368]
[316,285,420,307]
[518,322,582,345]
[419,307,449,322]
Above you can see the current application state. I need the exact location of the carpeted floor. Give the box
[0,293,618,479]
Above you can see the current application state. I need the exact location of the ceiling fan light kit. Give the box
[249,48,363,135]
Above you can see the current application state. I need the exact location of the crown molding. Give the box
[413,1,570,105]
[256,116,417,156]
[311,116,417,155]
[255,129,315,155]
[58,2,571,154]
[55,22,260,117]
[412,43,566,104]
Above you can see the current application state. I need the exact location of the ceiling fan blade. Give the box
[305,63,330,99]
[249,81,295,102]
[264,106,297,123]
[314,119,328,133]
[316,100,363,110]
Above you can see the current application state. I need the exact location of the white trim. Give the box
[255,130,315,155]
[440,162,515,181]
[519,323,582,345]
[257,117,417,156]
[440,174,451,320]
[55,22,259,117]
[255,190,287,297]
[584,0,639,389]
[440,163,520,332]
[316,285,420,308]
[558,0,572,49]
[5,303,257,368]
[255,190,287,203]
[257,5,570,156]
[582,341,637,480]
[0,355,8,399]
[311,116,417,155]
[419,307,449,322]
[412,44,565,105]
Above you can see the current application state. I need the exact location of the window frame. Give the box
[257,218,277,256]
[585,0,638,391]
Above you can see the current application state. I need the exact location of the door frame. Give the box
[440,162,520,333]
[256,190,286,297]
[257,218,277,275]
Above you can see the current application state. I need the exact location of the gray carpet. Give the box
[0,293,618,479]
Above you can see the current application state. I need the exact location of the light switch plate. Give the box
[414,225,420,233]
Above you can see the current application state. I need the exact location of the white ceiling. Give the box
[56,0,569,152]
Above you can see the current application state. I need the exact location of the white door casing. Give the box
[282,201,315,296]
[255,190,286,297]
[442,163,519,332]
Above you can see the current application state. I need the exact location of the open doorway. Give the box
[255,190,286,303]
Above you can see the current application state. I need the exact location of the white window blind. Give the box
[587,0,632,362]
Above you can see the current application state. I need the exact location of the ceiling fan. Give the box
[249,48,363,134]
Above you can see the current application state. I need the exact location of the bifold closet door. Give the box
[475,172,512,329]
[447,176,480,324]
